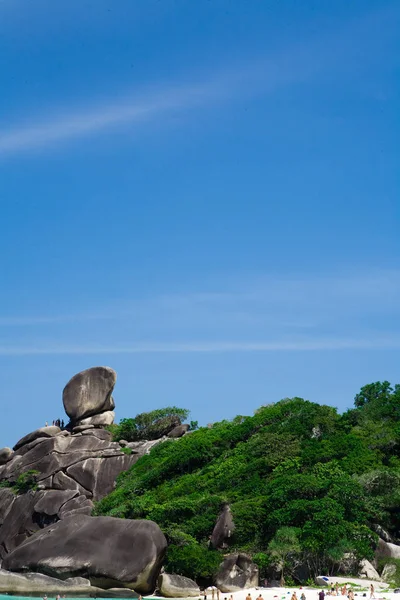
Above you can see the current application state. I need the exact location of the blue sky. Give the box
[0,0,399,448]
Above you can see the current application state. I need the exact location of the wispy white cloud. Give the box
[1,268,399,328]
[1,336,400,356]
[0,81,223,157]
[2,3,396,159]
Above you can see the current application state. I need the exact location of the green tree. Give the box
[268,527,301,585]
[110,407,190,442]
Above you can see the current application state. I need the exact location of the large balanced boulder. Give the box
[3,514,167,592]
[214,553,259,592]
[210,503,235,549]
[158,573,200,598]
[63,366,116,422]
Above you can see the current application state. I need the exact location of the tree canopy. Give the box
[96,383,400,584]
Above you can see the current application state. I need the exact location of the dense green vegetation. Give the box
[107,407,191,442]
[0,469,40,494]
[96,382,400,584]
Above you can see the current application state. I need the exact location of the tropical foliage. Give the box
[96,382,400,584]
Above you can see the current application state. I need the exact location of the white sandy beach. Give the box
[203,581,398,600]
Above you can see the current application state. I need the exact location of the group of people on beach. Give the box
[201,582,377,600]
[319,584,376,600]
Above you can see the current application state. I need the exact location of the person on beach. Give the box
[319,590,325,600]
[341,586,347,596]
[300,593,306,600]
[246,593,252,600]
[291,592,297,600]
[369,585,375,599]
[335,584,339,596]
[257,594,264,600]
[204,590,208,600]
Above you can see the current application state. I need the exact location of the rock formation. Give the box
[158,573,200,597]
[0,366,177,595]
[210,503,235,549]
[214,553,259,592]
[63,366,116,425]
[3,515,167,592]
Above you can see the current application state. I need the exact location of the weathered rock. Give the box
[0,569,95,595]
[33,489,79,516]
[126,438,168,454]
[119,439,128,447]
[167,424,190,438]
[0,447,14,465]
[375,538,400,560]
[359,559,381,581]
[315,576,330,587]
[52,470,92,497]
[4,515,167,592]
[73,424,95,433]
[214,553,259,592]
[13,426,61,451]
[66,454,138,501]
[63,366,116,422]
[0,492,39,555]
[100,588,139,598]
[382,563,397,582]
[0,488,15,525]
[372,524,393,543]
[59,494,94,519]
[210,503,235,549]
[2,434,122,484]
[78,410,115,427]
[158,573,200,597]
[82,428,113,441]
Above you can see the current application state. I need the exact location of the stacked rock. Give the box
[63,366,117,432]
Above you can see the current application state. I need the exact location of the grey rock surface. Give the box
[0,568,95,595]
[63,366,116,421]
[375,538,400,560]
[78,410,115,427]
[0,489,15,526]
[210,503,235,549]
[66,454,138,501]
[214,553,259,592]
[158,573,200,597]
[358,559,381,581]
[3,515,167,593]
[14,426,61,451]
[0,448,14,465]
[167,424,190,438]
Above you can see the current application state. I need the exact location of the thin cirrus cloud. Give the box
[1,336,400,356]
[0,80,224,158]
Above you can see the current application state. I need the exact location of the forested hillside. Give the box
[96,382,400,584]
